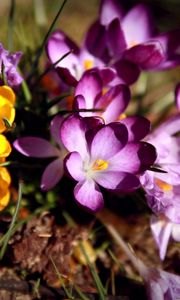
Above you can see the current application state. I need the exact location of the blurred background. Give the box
[0,0,180,52]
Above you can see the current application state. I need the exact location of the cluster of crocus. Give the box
[13,0,180,269]
[0,85,16,210]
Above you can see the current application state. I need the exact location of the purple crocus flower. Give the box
[107,223,180,300]
[60,114,156,211]
[74,70,152,140]
[98,1,180,70]
[13,115,67,191]
[0,43,23,87]
[74,70,130,123]
[46,30,108,87]
[141,114,180,222]
[151,214,180,261]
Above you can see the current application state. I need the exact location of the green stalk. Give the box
[0,181,23,259]
[79,241,106,300]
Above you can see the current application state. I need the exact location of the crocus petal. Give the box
[13,137,59,158]
[47,30,79,70]
[175,83,180,110]
[114,59,141,85]
[107,19,127,57]
[50,114,64,146]
[99,0,124,25]
[155,29,180,57]
[123,41,165,69]
[85,21,110,63]
[95,171,140,191]
[90,123,128,160]
[40,158,63,191]
[110,142,156,173]
[97,84,130,123]
[75,72,102,108]
[150,215,173,261]
[60,115,88,159]
[120,116,151,141]
[121,4,155,46]
[65,151,85,181]
[74,179,104,212]
[172,223,180,242]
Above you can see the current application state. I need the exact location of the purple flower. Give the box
[0,44,23,87]
[107,223,180,300]
[74,71,130,123]
[46,30,107,86]
[60,114,156,211]
[98,1,180,70]
[141,114,180,223]
[13,115,67,191]
[151,214,180,261]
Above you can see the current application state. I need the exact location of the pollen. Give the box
[92,159,108,171]
[84,59,93,70]
[155,178,173,191]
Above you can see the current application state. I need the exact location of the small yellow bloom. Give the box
[0,167,11,211]
[0,134,12,158]
[0,85,16,133]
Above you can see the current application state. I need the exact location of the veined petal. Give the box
[122,4,155,46]
[60,115,88,159]
[99,0,124,25]
[110,142,156,173]
[40,158,63,191]
[74,179,104,212]
[13,137,59,158]
[75,72,102,108]
[90,123,128,161]
[97,84,130,123]
[120,116,151,141]
[94,170,140,191]
[65,151,86,181]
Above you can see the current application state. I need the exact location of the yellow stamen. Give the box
[155,178,173,191]
[102,87,108,95]
[92,159,108,171]
[129,40,138,48]
[84,59,93,70]
[118,113,127,121]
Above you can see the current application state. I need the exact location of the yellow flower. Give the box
[0,167,11,211]
[0,134,12,158]
[0,85,16,133]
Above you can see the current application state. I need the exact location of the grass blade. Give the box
[0,181,23,259]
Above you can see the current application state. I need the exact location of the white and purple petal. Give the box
[97,84,130,123]
[121,4,155,46]
[120,116,151,141]
[74,179,104,212]
[65,151,86,181]
[99,0,124,26]
[90,123,128,160]
[60,115,88,158]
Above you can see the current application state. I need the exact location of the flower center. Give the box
[155,178,173,191]
[84,59,93,70]
[92,159,108,171]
